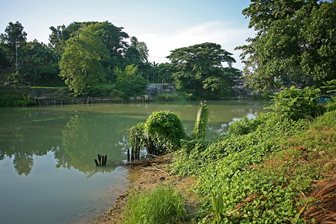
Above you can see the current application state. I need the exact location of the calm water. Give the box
[0,101,266,224]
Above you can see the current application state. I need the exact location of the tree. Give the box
[0,21,27,61]
[19,40,59,85]
[0,21,27,84]
[59,25,110,96]
[0,44,11,69]
[114,64,147,99]
[49,22,97,58]
[238,0,336,93]
[125,36,149,65]
[167,42,237,99]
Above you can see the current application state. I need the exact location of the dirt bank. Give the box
[96,154,198,224]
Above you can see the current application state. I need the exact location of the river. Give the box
[0,100,266,224]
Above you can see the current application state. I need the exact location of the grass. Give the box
[123,185,186,224]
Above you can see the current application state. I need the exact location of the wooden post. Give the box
[98,154,102,166]
[103,155,107,166]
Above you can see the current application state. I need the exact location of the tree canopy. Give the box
[0,21,27,56]
[113,64,147,99]
[167,42,239,99]
[238,0,336,93]
[59,25,110,96]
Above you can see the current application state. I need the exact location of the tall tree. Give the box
[59,25,110,96]
[49,22,97,58]
[125,36,149,65]
[50,21,130,83]
[167,42,237,99]
[20,40,59,85]
[0,21,27,68]
[0,44,11,69]
[238,0,336,93]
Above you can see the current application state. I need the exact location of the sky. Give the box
[0,0,253,68]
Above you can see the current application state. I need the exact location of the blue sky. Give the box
[0,0,253,68]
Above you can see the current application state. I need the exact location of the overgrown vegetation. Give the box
[270,86,324,120]
[123,186,186,224]
[128,111,186,156]
[171,87,336,223]
[0,88,36,107]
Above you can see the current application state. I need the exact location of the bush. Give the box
[123,186,186,224]
[0,89,36,107]
[153,92,188,101]
[114,75,147,100]
[87,84,123,97]
[271,86,324,120]
[227,117,262,136]
[325,96,336,112]
[144,111,186,152]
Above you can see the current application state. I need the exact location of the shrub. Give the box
[0,90,36,107]
[227,117,262,136]
[88,84,123,97]
[153,92,189,101]
[325,96,336,112]
[144,111,186,152]
[271,86,324,120]
[128,122,145,147]
[123,186,186,224]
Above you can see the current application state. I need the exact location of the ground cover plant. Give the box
[171,87,336,223]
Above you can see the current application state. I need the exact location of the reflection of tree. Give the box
[55,113,127,175]
[0,109,67,176]
[13,153,33,176]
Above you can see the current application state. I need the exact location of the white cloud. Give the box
[136,21,254,69]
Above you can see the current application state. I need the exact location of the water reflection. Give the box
[56,113,125,175]
[0,109,134,176]
[0,101,267,176]
[13,153,33,175]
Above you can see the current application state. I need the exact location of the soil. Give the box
[95,154,199,224]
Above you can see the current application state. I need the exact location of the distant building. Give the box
[146,83,175,96]
[232,75,251,96]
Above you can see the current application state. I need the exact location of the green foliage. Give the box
[325,96,336,112]
[144,111,186,152]
[172,101,336,223]
[0,21,27,55]
[19,40,59,85]
[228,116,263,136]
[87,84,123,97]
[59,25,110,96]
[128,122,145,149]
[0,44,11,68]
[193,101,209,139]
[171,139,210,176]
[238,0,336,92]
[113,64,147,99]
[320,79,336,95]
[153,92,187,102]
[49,21,129,61]
[211,192,225,224]
[123,186,186,224]
[168,42,239,99]
[0,88,36,107]
[125,36,149,65]
[271,86,324,120]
